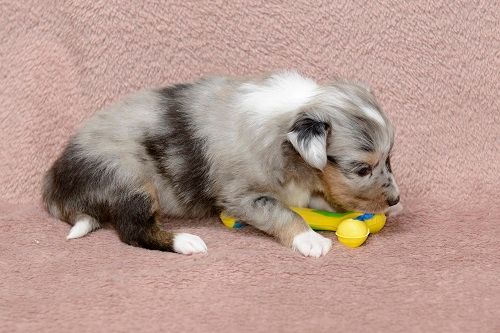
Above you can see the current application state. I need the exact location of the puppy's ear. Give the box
[287,114,329,170]
[356,81,373,94]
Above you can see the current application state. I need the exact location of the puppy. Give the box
[42,71,401,257]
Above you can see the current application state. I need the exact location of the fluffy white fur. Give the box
[173,233,208,255]
[67,215,100,240]
[362,106,386,126]
[238,71,319,117]
[292,230,332,258]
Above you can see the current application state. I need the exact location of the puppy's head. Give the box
[287,82,400,214]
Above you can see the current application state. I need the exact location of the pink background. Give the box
[1,1,499,332]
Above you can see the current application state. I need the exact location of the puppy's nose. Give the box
[387,196,400,206]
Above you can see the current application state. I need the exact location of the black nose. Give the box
[387,196,400,206]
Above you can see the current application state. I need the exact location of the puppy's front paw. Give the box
[386,202,403,217]
[292,230,332,258]
[173,233,208,255]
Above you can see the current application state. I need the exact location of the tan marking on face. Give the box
[362,152,380,168]
[321,164,356,207]
[321,164,388,213]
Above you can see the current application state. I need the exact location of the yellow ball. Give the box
[365,214,386,233]
[336,219,370,248]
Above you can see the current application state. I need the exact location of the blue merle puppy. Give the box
[42,71,402,257]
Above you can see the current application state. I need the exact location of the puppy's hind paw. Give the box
[66,215,100,240]
[292,230,332,258]
[173,233,208,255]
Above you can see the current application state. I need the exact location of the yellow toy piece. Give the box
[219,207,386,248]
[335,219,370,248]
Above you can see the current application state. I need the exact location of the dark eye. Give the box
[327,156,337,164]
[356,166,372,177]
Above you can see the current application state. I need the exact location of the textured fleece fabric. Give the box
[0,1,499,332]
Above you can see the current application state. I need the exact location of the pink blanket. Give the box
[1,1,499,332]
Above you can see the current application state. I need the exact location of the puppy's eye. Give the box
[356,166,372,177]
[327,156,337,164]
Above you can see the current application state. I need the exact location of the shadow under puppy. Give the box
[42,71,402,257]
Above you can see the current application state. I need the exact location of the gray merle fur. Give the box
[143,84,217,216]
[290,115,329,149]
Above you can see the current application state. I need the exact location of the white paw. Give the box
[67,216,99,240]
[292,230,332,258]
[386,202,403,217]
[173,233,207,255]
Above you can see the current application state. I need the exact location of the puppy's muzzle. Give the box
[387,195,400,207]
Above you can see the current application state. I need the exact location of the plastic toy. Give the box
[219,207,386,248]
